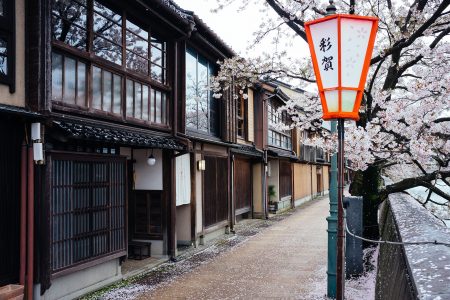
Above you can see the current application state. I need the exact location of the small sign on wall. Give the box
[176,154,191,206]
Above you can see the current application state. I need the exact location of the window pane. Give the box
[0,38,7,76]
[76,62,86,106]
[142,85,149,121]
[92,66,102,110]
[197,58,208,132]
[63,57,76,104]
[126,32,148,53]
[150,65,163,83]
[134,82,142,119]
[155,90,161,124]
[151,46,162,66]
[150,89,154,122]
[113,74,122,114]
[126,51,148,75]
[161,93,166,125]
[126,19,148,40]
[185,50,197,129]
[52,0,87,50]
[51,52,63,101]
[93,13,122,43]
[93,36,122,65]
[126,79,133,117]
[103,70,112,112]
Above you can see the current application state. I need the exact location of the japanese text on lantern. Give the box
[319,37,333,71]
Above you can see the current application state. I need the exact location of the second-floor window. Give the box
[185,48,219,136]
[0,0,15,92]
[268,100,292,150]
[51,0,168,126]
[237,94,245,139]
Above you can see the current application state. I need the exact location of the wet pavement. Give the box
[134,196,329,300]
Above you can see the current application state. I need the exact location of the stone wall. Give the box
[376,193,450,299]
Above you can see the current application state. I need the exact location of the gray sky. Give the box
[174,0,309,58]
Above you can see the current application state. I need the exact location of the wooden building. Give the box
[273,80,331,206]
[0,1,42,299]
[253,82,297,214]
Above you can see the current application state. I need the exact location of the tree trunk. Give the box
[349,165,383,248]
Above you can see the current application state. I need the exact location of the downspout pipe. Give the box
[20,140,27,285]
[27,145,34,300]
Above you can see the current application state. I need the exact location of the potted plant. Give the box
[268,185,277,212]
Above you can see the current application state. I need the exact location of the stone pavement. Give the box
[137,196,329,300]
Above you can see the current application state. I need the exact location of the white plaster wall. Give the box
[39,259,121,300]
[134,149,163,190]
[267,159,280,201]
[176,204,191,244]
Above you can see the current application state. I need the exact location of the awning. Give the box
[231,144,263,158]
[53,120,187,151]
[267,147,298,160]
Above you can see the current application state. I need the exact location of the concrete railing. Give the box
[376,193,450,299]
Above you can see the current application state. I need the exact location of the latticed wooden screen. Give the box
[50,154,126,272]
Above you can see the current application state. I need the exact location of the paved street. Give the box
[137,197,329,299]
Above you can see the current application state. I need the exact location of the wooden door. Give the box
[279,160,292,199]
[0,120,22,285]
[203,156,228,228]
[234,158,252,215]
[130,190,163,240]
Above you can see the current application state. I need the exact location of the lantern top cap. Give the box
[326,0,336,15]
[304,14,379,26]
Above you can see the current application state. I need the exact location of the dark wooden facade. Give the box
[0,118,23,286]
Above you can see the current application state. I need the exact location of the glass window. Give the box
[0,0,15,90]
[126,19,149,75]
[237,94,245,138]
[52,0,88,50]
[185,48,219,135]
[124,78,167,125]
[93,1,122,65]
[91,65,122,113]
[151,37,166,84]
[51,52,63,101]
[0,38,7,76]
[51,0,169,125]
[52,53,87,106]
[268,100,292,150]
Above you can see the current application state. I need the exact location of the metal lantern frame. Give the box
[305,14,378,121]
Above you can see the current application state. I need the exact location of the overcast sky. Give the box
[174,0,310,58]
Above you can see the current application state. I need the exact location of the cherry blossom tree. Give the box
[210,0,450,238]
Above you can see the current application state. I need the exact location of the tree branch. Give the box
[371,0,450,65]
[382,170,450,200]
[265,0,307,41]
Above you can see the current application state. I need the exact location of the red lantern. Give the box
[305,14,378,120]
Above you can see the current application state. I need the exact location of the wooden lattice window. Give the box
[49,153,126,273]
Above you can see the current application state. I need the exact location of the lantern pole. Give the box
[337,118,345,300]
[325,1,339,299]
